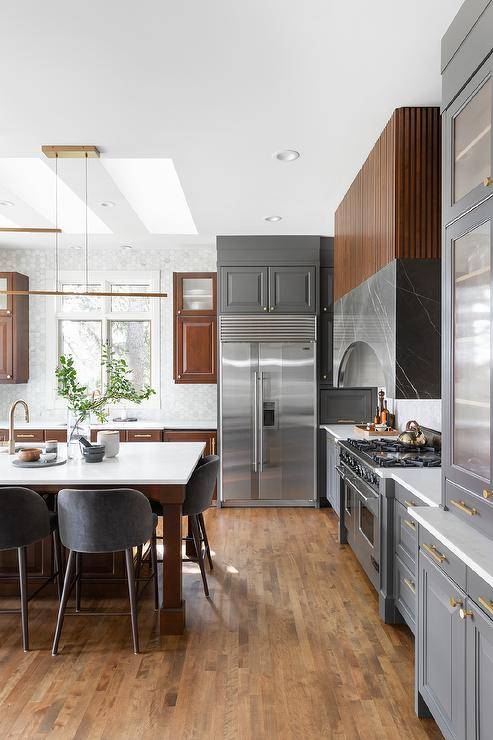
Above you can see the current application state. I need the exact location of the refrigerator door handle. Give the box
[259,371,264,473]
[253,371,258,472]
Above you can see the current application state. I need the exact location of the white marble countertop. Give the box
[388,468,441,507]
[409,506,493,589]
[0,442,205,486]
[0,419,217,431]
[320,424,360,440]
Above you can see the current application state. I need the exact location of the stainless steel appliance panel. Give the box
[221,342,259,501]
[258,342,316,501]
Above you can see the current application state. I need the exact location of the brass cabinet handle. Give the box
[177,375,182,379]
[17,434,35,439]
[323,306,327,312]
[6,375,12,379]
[450,596,463,608]
[323,375,327,379]
[483,489,493,499]
[459,608,473,620]
[337,419,356,423]
[484,176,493,187]
[422,542,447,564]
[404,577,416,594]
[134,434,152,439]
[450,499,477,516]
[404,500,417,508]
[478,596,493,616]
[211,437,216,455]
[404,518,416,532]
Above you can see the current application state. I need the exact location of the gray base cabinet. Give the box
[467,600,493,739]
[325,434,340,516]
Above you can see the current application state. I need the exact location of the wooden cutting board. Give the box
[354,425,398,438]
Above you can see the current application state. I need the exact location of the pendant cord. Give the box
[85,153,89,291]
[54,154,59,291]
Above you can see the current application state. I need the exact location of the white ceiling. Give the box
[0,0,463,250]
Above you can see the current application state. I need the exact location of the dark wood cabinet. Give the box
[173,272,217,384]
[219,266,268,313]
[165,429,217,500]
[0,272,29,384]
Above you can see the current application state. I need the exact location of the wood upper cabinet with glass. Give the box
[0,272,29,384]
[173,272,217,384]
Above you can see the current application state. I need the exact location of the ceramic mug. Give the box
[96,430,120,457]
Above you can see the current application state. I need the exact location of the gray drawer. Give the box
[394,499,417,573]
[394,554,416,632]
[445,479,493,539]
[418,525,467,591]
[467,569,493,621]
[394,481,429,509]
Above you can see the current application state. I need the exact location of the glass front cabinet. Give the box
[173,272,217,384]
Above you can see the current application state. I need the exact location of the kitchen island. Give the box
[0,442,205,634]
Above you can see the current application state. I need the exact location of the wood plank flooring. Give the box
[0,508,442,739]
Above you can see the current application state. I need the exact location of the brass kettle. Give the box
[397,420,427,447]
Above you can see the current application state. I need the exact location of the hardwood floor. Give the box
[0,508,441,739]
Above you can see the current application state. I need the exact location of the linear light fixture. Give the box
[0,145,167,300]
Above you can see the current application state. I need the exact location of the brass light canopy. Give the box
[0,144,168,300]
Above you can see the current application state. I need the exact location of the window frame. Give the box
[46,270,161,411]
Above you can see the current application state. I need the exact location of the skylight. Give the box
[101,158,197,234]
[0,158,112,234]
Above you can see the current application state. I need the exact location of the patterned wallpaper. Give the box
[0,245,217,422]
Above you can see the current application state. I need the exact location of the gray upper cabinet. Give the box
[220,266,268,313]
[268,266,316,313]
[418,552,466,740]
[467,599,493,740]
[219,265,317,314]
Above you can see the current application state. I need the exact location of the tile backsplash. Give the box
[0,245,217,422]
[389,398,441,432]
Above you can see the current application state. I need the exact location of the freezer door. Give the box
[220,342,259,501]
[258,343,316,501]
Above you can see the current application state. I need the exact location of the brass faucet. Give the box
[8,399,30,454]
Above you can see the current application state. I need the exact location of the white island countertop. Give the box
[409,506,493,589]
[0,442,205,486]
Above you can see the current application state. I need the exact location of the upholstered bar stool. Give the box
[52,488,158,655]
[152,455,219,598]
[0,486,63,651]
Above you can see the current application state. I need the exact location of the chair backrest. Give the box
[57,488,154,553]
[182,455,220,516]
[0,487,51,550]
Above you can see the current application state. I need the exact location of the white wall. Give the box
[389,398,441,432]
[0,245,217,422]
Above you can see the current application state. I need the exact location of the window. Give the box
[48,271,160,406]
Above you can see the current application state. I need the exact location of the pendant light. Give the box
[0,145,167,299]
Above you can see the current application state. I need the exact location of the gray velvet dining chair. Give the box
[151,454,219,598]
[52,488,158,656]
[0,486,63,651]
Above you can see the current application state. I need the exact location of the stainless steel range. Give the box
[336,435,441,593]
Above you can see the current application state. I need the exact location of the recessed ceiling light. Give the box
[100,200,116,208]
[0,200,15,207]
[121,244,133,250]
[274,150,300,162]
[264,215,282,222]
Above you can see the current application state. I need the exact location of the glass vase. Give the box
[66,409,90,460]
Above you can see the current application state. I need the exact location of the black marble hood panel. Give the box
[333,259,441,399]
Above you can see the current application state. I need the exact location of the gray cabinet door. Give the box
[220,266,268,313]
[326,434,340,514]
[418,552,466,740]
[467,600,493,739]
[269,266,316,314]
[319,387,377,424]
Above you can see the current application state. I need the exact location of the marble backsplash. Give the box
[0,245,218,422]
[333,258,441,400]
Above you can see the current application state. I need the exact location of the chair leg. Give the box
[17,547,29,652]
[75,552,82,612]
[190,515,209,598]
[52,550,76,656]
[150,533,159,611]
[125,549,139,654]
[52,528,63,601]
[134,545,143,598]
[198,512,213,570]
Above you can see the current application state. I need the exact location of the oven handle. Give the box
[345,476,378,506]
[335,465,346,480]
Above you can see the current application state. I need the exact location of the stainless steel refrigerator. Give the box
[219,315,317,506]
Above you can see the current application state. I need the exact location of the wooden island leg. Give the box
[160,501,186,634]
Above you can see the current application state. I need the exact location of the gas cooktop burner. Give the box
[344,437,441,468]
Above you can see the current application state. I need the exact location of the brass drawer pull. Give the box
[404,499,417,508]
[404,518,416,532]
[17,434,35,439]
[422,543,447,564]
[211,437,216,455]
[404,577,415,594]
[450,499,477,516]
[478,596,493,616]
[133,434,152,439]
[450,596,463,609]
[459,608,473,620]
[484,176,493,187]
[483,489,493,500]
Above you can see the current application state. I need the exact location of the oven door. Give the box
[347,477,380,591]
